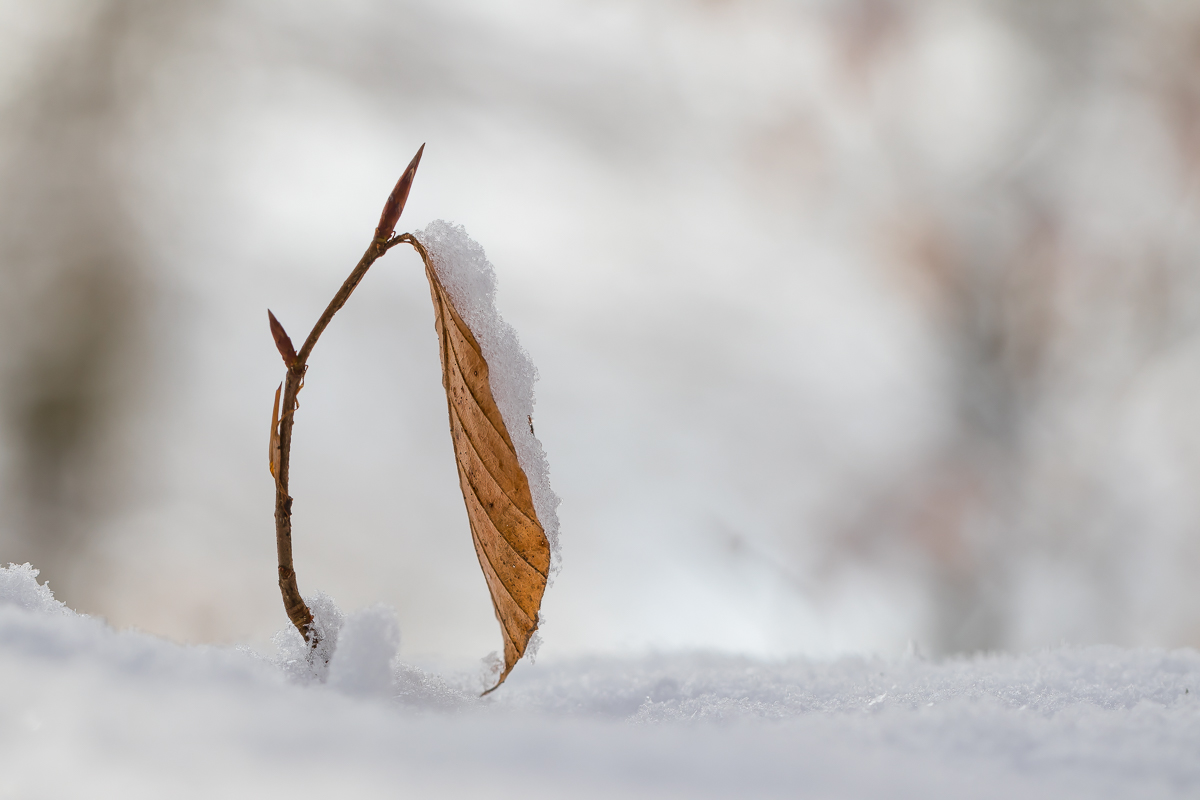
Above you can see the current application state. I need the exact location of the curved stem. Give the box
[273,235,412,645]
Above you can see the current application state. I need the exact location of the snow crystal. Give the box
[415,220,562,577]
[271,590,345,684]
[0,563,69,616]
[392,661,476,710]
[327,604,400,698]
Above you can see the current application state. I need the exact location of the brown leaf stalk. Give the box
[269,145,423,647]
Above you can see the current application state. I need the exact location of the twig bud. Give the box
[268,310,297,366]
[374,143,425,240]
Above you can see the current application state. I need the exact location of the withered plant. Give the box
[267,146,551,693]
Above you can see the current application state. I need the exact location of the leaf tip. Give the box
[480,665,514,697]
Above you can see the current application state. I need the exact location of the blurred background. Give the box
[2,0,1200,662]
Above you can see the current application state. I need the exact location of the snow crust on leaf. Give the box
[416,220,562,577]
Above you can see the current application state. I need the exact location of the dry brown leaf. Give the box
[425,261,550,694]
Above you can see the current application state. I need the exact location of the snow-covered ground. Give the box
[2,564,1196,799]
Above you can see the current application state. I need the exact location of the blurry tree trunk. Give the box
[0,1,196,604]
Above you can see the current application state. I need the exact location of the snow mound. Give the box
[2,564,1198,798]
[416,220,562,577]
[496,648,1200,723]
[0,562,69,616]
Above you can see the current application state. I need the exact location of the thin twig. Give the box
[270,146,424,647]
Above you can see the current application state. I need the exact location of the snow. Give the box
[1,564,1197,798]
[0,562,67,616]
[415,220,563,577]
[271,591,344,685]
[327,605,401,698]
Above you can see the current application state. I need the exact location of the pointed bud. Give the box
[268,310,297,366]
[374,143,424,240]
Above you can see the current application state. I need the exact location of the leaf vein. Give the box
[449,403,547,576]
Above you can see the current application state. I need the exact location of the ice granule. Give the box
[415,220,562,578]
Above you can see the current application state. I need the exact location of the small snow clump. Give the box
[327,604,400,698]
[272,590,345,684]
